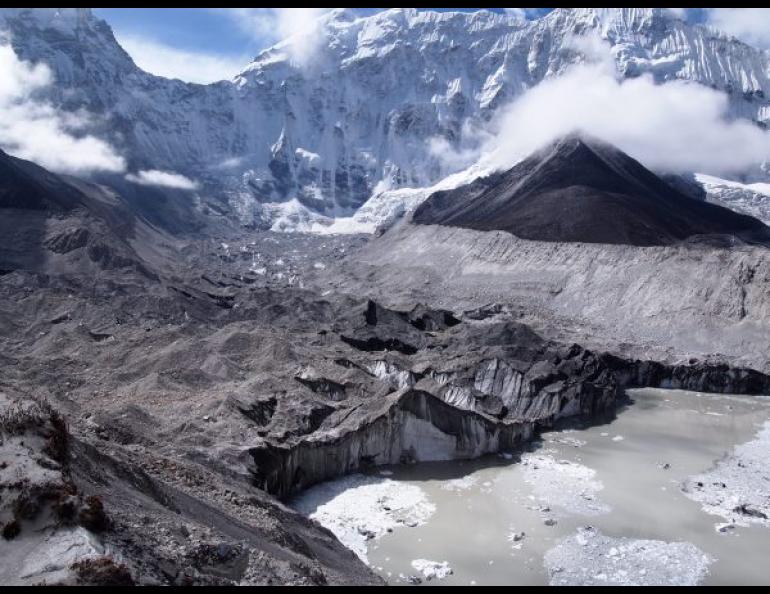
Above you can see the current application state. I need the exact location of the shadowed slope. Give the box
[413,136,770,246]
[0,150,154,276]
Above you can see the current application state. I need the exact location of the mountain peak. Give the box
[546,133,611,157]
[412,136,769,246]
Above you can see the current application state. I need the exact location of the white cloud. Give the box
[115,33,248,84]
[227,8,331,67]
[215,156,244,169]
[704,8,770,48]
[503,8,527,20]
[666,8,688,19]
[125,169,198,190]
[0,41,125,174]
[436,36,770,178]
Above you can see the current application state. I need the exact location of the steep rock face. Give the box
[412,136,770,246]
[3,8,770,226]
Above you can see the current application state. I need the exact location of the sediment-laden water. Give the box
[292,388,770,586]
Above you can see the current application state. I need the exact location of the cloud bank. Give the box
[502,8,527,20]
[125,169,198,190]
[115,33,247,84]
[705,8,770,49]
[438,37,770,178]
[0,41,125,174]
[228,8,331,67]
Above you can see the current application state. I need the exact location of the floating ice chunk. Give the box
[715,522,736,535]
[508,528,526,550]
[293,474,435,563]
[521,454,610,516]
[544,527,712,586]
[547,435,586,448]
[398,573,422,585]
[411,559,453,580]
[682,420,770,528]
[441,475,478,492]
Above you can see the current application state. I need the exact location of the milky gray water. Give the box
[293,388,770,586]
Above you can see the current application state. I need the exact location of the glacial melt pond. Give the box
[292,388,770,586]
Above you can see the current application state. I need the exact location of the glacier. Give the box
[696,173,770,225]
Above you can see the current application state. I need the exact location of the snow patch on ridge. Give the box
[695,173,770,225]
[306,162,494,235]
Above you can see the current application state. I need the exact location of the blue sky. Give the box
[92,8,769,84]
[94,9,270,61]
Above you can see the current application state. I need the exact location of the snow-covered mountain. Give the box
[3,7,770,230]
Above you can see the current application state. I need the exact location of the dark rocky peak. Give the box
[413,135,770,247]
